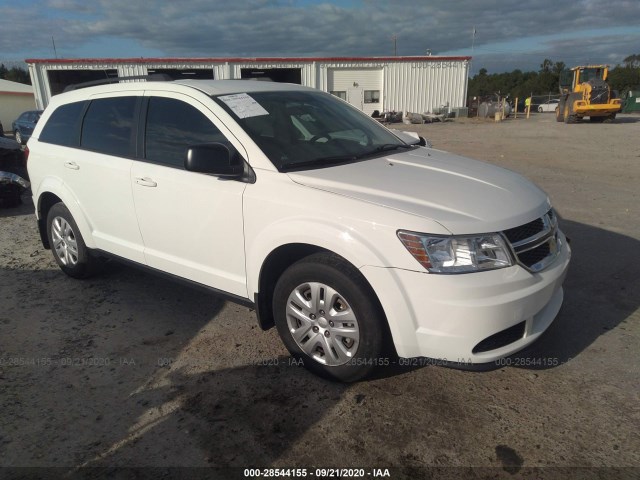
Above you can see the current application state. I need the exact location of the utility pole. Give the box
[470,27,476,74]
[52,36,58,59]
[391,34,397,56]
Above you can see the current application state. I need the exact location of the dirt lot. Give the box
[1,113,639,479]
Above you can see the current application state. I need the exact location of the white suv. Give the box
[27,79,571,381]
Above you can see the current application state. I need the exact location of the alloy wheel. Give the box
[285,282,360,366]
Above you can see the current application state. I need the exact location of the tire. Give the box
[14,130,22,145]
[538,106,543,113]
[273,252,388,382]
[603,114,616,123]
[46,203,101,279]
[563,103,576,124]
[555,100,565,122]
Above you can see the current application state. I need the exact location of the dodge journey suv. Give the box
[27,79,571,381]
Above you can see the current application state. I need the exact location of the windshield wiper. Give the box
[279,144,414,172]
[353,143,414,159]
[280,155,358,172]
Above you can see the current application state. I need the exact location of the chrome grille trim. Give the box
[503,209,560,273]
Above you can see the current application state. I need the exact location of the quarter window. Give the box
[145,97,226,168]
[364,90,380,104]
[81,97,137,157]
[39,101,86,147]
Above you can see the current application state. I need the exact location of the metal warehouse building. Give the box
[26,56,470,115]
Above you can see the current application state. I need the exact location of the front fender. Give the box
[245,217,393,297]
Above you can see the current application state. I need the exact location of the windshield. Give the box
[213,90,411,171]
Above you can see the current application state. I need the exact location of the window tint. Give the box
[81,97,137,157]
[145,97,226,168]
[39,101,86,147]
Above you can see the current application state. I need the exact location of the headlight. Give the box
[397,231,513,273]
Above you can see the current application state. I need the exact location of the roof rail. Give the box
[63,74,174,92]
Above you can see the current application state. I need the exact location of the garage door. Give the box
[327,68,382,116]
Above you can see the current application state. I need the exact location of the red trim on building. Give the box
[26,56,471,65]
[0,91,34,96]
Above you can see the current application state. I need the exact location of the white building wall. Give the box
[0,94,36,133]
[327,67,383,115]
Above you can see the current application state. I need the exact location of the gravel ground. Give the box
[1,113,639,479]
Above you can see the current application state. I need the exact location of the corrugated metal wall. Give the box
[28,58,469,114]
[384,60,469,113]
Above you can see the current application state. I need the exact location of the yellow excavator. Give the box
[556,65,622,123]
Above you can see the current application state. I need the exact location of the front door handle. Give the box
[134,177,158,187]
[64,161,79,170]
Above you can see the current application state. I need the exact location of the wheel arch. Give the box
[253,243,391,346]
[35,180,95,250]
[254,243,328,330]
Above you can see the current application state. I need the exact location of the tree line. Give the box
[469,54,640,100]
[0,64,31,85]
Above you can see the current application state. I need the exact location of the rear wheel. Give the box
[46,203,101,278]
[603,114,616,123]
[273,252,388,382]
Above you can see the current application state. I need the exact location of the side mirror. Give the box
[185,143,244,178]
[418,136,432,148]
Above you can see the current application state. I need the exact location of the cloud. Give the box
[1,0,639,71]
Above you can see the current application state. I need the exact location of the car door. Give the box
[130,93,248,298]
[61,92,146,263]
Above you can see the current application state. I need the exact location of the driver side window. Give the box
[145,97,227,168]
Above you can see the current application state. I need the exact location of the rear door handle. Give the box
[134,177,158,187]
[64,161,79,170]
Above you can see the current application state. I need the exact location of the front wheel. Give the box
[273,253,388,382]
[555,102,564,122]
[46,203,101,278]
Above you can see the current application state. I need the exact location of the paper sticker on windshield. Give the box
[218,93,269,119]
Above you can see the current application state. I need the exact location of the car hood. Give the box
[287,147,550,234]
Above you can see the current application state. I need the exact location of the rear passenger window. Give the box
[39,101,86,147]
[81,97,137,157]
[145,97,226,168]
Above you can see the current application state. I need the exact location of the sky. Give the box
[1,0,639,75]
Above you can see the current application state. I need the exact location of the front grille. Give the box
[518,242,551,268]
[504,218,544,244]
[472,321,526,353]
[502,209,559,273]
[590,87,609,104]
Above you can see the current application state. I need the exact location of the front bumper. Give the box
[573,101,621,116]
[361,230,571,362]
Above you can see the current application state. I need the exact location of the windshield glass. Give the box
[213,90,410,171]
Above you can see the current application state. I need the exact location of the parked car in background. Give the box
[538,99,560,113]
[12,110,43,145]
[0,136,29,207]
